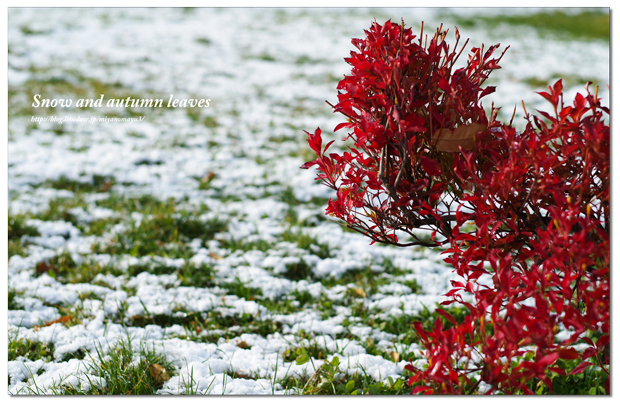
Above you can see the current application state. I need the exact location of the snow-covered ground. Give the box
[7,8,609,395]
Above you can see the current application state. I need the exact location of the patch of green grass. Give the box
[316,295,338,319]
[283,342,328,363]
[9,288,24,310]
[277,186,302,206]
[68,145,89,152]
[451,9,609,41]
[177,215,227,242]
[205,312,284,337]
[291,290,315,307]
[281,230,330,259]
[268,133,297,143]
[126,131,146,138]
[95,194,164,213]
[60,348,88,363]
[84,217,122,236]
[36,302,88,326]
[524,77,553,89]
[292,71,342,85]
[220,277,262,301]
[294,55,325,65]
[399,278,423,294]
[60,338,175,395]
[252,52,276,62]
[203,116,219,129]
[134,158,164,166]
[195,37,211,46]
[35,194,88,227]
[8,213,40,240]
[523,73,601,90]
[43,257,125,285]
[219,238,274,254]
[274,186,329,207]
[8,213,40,257]
[358,336,403,363]
[281,354,409,395]
[8,239,27,257]
[177,263,217,288]
[76,291,104,302]
[128,307,198,329]
[9,335,55,362]
[94,197,227,258]
[321,265,377,290]
[20,25,51,35]
[376,305,470,339]
[519,357,608,395]
[257,297,301,315]
[186,107,202,122]
[349,300,369,320]
[207,188,244,203]
[283,259,313,281]
[272,187,328,221]
[339,374,407,395]
[43,251,78,282]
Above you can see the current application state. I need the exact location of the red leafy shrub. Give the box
[302,20,609,394]
[302,20,508,246]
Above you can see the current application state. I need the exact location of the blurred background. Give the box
[8,7,610,200]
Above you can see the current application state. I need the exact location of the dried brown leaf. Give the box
[34,315,73,331]
[237,340,251,349]
[350,287,366,298]
[149,363,171,383]
[35,262,57,275]
[98,180,113,193]
[390,351,400,362]
[208,252,223,260]
[432,123,487,152]
[201,172,216,183]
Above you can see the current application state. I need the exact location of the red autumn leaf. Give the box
[435,309,457,326]
[536,90,554,104]
[605,376,610,394]
[300,158,319,169]
[306,127,323,155]
[334,122,354,132]
[537,352,559,367]
[438,78,450,92]
[411,385,434,395]
[570,361,595,375]
[557,348,580,360]
[548,366,566,376]
[419,156,442,177]
[582,346,597,360]
[552,79,563,103]
[465,281,474,293]
[413,321,428,342]
[403,114,426,133]
[480,86,496,98]
[596,334,610,350]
